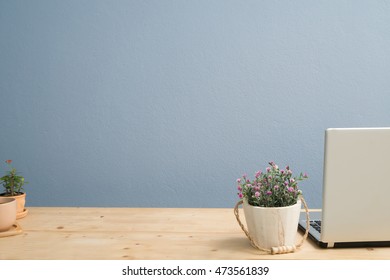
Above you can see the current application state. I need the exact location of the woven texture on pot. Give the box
[234,196,310,254]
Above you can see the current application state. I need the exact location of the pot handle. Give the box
[234,196,310,255]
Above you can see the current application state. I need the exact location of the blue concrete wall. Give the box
[1,1,390,208]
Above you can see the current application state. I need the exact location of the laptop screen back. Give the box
[322,128,390,243]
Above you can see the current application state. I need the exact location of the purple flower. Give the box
[234,162,308,207]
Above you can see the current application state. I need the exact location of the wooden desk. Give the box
[0,207,389,260]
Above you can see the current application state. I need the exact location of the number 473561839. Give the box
[214,266,269,276]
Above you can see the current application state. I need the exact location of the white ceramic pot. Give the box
[0,197,17,232]
[243,199,301,249]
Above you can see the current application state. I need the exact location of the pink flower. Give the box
[236,178,241,183]
[266,190,272,196]
[238,193,243,199]
[255,191,260,198]
[237,186,242,191]
[288,187,294,193]
[255,171,262,178]
[266,167,271,172]
[274,185,279,190]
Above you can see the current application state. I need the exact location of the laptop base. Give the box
[298,223,390,248]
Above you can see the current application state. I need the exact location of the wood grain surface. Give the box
[0,207,388,260]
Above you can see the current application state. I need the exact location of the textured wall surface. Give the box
[1,1,390,208]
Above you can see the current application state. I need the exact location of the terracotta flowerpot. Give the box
[0,192,27,219]
[0,197,16,232]
[13,192,28,219]
[242,199,301,249]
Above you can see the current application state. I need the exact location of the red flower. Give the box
[5,159,12,164]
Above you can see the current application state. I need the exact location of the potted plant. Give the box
[234,161,309,254]
[0,197,17,233]
[0,160,28,219]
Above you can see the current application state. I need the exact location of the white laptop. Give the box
[299,127,390,248]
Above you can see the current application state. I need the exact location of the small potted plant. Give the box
[0,160,28,219]
[234,161,308,253]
